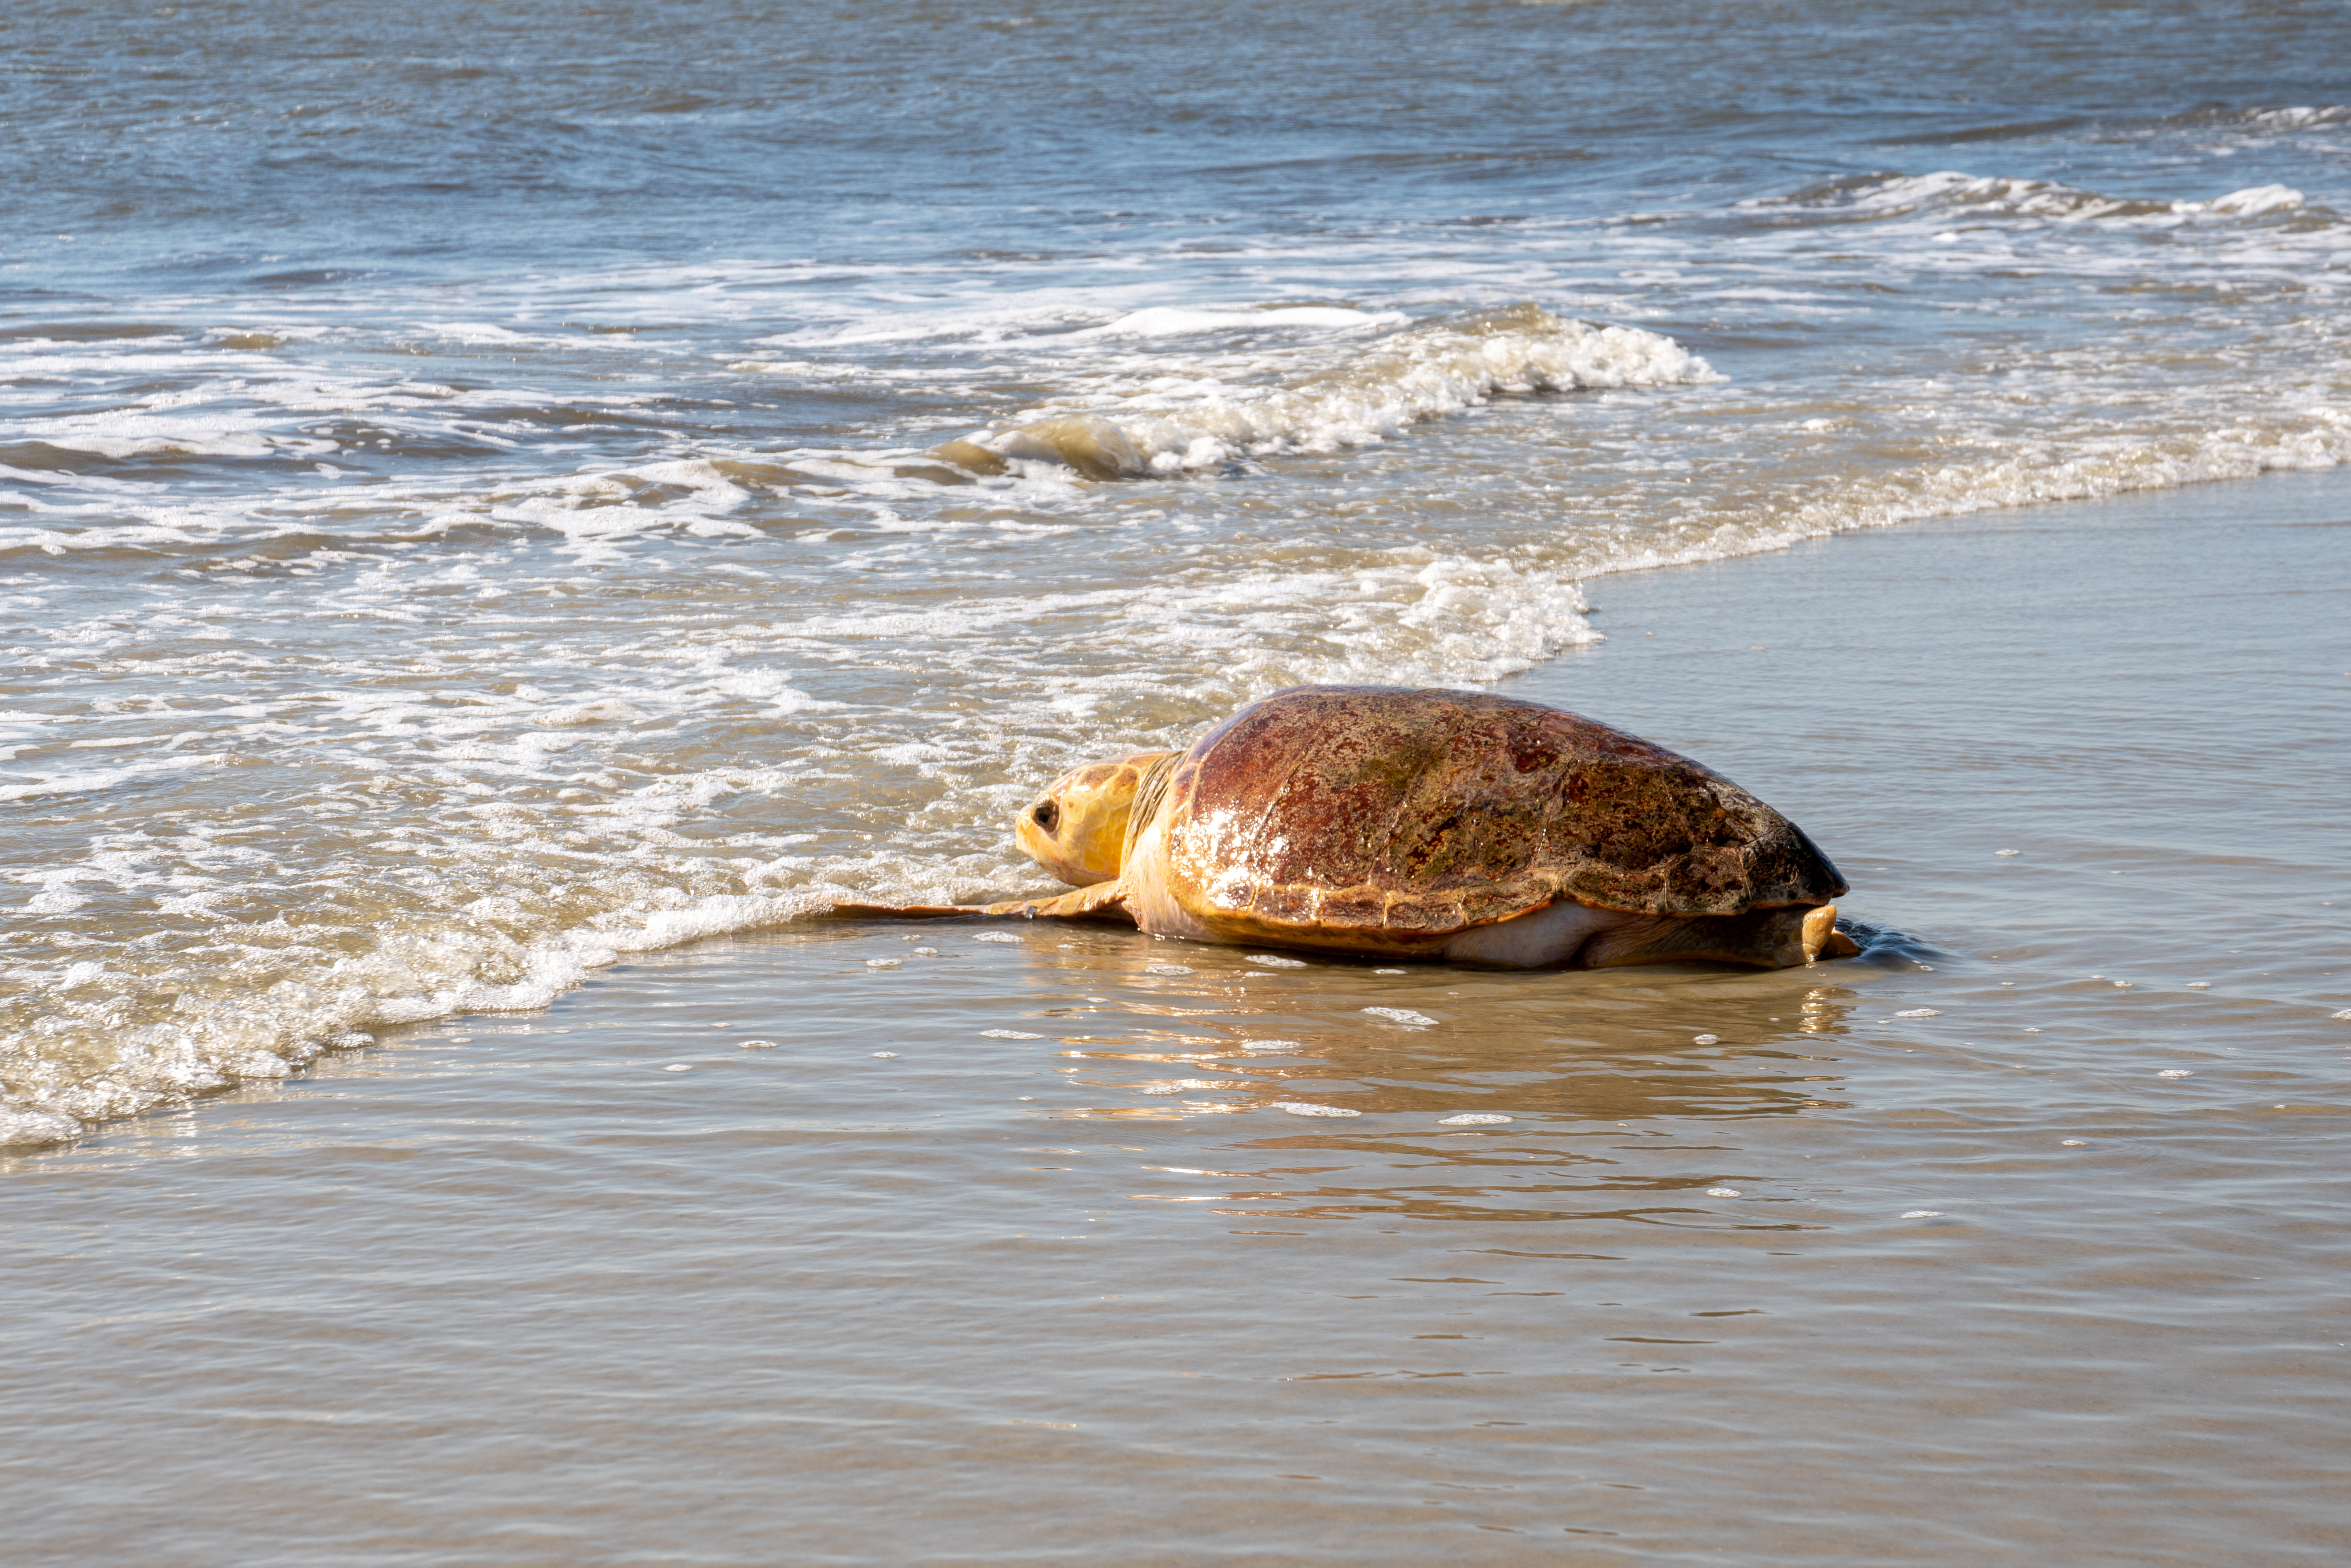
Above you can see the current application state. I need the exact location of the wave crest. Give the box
[1747,170,2322,227]
[937,305,1716,480]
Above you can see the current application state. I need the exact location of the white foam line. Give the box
[0,881,857,1147]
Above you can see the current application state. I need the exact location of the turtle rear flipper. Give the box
[1804,905,1862,961]
[1575,904,1850,970]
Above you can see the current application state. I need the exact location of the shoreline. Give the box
[8,465,2347,1564]
[8,460,2347,1154]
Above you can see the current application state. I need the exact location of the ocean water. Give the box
[5,0,2351,1538]
[7,0,2347,1142]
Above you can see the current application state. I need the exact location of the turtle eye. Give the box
[1031,800,1060,834]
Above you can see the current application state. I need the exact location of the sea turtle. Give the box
[843,685,1859,969]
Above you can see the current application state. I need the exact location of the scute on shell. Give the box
[1158,686,1845,932]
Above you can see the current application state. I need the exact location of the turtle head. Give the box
[1015,751,1175,886]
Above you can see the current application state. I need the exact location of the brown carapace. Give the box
[836,686,1860,969]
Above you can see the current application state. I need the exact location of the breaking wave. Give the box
[931,305,1716,480]
[1746,170,2325,226]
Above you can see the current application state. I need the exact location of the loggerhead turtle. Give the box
[844,685,1859,969]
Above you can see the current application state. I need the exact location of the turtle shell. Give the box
[1155,686,1845,937]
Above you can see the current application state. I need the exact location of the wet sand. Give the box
[8,473,2349,1566]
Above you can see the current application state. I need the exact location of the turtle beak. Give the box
[1015,797,1057,867]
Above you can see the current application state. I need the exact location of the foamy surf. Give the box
[930,306,1716,479]
[1,537,1606,1146]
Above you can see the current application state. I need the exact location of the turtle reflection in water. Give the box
[845,686,1861,970]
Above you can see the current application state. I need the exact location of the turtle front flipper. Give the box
[982,881,1133,921]
[827,880,1134,924]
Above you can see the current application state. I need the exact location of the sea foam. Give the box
[934,305,1716,479]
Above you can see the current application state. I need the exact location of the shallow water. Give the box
[7,0,2351,1139]
[9,477,2347,1564]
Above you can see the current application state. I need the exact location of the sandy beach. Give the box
[10,470,2347,1565]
